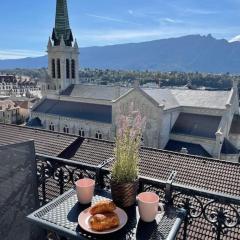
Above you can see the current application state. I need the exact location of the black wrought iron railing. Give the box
[36,154,240,240]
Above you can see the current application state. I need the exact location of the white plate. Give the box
[78,207,128,235]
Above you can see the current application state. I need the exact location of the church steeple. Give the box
[52,0,73,46]
[47,0,79,94]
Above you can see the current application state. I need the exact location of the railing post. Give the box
[165,171,177,206]
[58,168,64,195]
[40,163,46,205]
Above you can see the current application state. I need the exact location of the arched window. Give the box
[66,59,70,79]
[54,85,57,90]
[49,122,55,131]
[57,59,61,79]
[95,131,102,140]
[52,59,56,78]
[79,128,85,137]
[71,59,75,79]
[63,125,69,133]
[47,85,50,90]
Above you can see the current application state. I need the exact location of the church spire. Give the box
[52,0,73,46]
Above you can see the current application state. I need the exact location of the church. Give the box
[31,0,240,162]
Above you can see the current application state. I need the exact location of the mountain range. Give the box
[1,34,240,73]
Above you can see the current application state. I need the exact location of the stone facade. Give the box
[0,100,20,124]
[46,38,79,93]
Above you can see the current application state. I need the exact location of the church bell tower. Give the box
[47,0,79,93]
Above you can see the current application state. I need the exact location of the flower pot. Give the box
[110,179,139,208]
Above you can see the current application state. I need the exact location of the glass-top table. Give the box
[27,188,186,240]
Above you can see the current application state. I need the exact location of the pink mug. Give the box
[75,178,95,204]
[137,192,164,222]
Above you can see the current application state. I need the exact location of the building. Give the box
[31,0,240,162]
[0,74,41,97]
[0,100,20,124]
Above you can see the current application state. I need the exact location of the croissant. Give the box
[89,213,120,231]
[89,200,116,215]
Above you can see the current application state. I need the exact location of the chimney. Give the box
[180,147,188,154]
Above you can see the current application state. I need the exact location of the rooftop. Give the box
[165,139,212,157]
[61,84,131,101]
[143,88,231,110]
[33,98,113,123]
[1,123,239,197]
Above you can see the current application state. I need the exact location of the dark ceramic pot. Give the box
[110,179,139,208]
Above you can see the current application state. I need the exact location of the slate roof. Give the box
[33,98,112,123]
[230,114,240,134]
[171,113,221,138]
[61,84,131,101]
[142,88,179,109]
[142,88,231,110]
[221,138,239,154]
[171,89,230,109]
[0,123,78,156]
[165,140,212,157]
[57,136,240,197]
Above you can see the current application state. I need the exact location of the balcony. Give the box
[36,154,240,240]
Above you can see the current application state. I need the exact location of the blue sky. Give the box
[1,0,240,59]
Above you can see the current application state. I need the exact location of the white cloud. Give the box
[183,8,219,15]
[86,13,139,25]
[160,18,183,24]
[0,49,45,60]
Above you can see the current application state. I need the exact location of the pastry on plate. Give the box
[89,200,116,215]
[89,212,120,231]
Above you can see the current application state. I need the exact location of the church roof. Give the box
[33,98,112,123]
[143,88,179,109]
[171,89,230,109]
[165,140,212,158]
[61,84,131,101]
[171,113,221,139]
[143,88,231,110]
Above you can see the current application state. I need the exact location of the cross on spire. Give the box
[52,0,73,46]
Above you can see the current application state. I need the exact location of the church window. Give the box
[95,131,102,140]
[71,59,75,79]
[57,59,61,79]
[79,128,85,137]
[66,59,70,79]
[52,59,56,78]
[63,125,69,133]
[49,122,55,131]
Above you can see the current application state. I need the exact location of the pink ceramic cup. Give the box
[75,178,95,204]
[137,192,164,222]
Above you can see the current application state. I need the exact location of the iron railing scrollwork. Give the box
[36,154,240,240]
